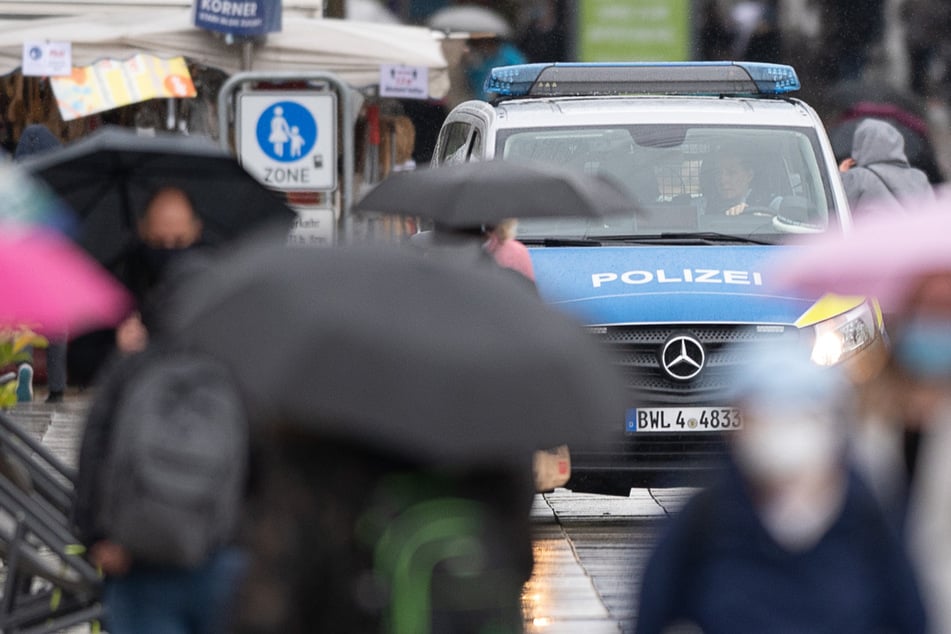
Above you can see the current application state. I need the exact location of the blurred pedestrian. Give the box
[483,218,535,284]
[108,185,206,356]
[697,0,731,61]
[635,341,927,634]
[464,33,526,101]
[825,81,944,185]
[13,124,68,403]
[70,188,214,617]
[726,1,781,62]
[901,0,950,98]
[839,118,934,216]
[156,239,627,634]
[231,435,534,634]
[887,271,951,634]
[516,0,565,62]
[814,0,885,83]
[72,255,247,634]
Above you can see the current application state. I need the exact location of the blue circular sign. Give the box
[255,101,317,163]
[28,46,42,61]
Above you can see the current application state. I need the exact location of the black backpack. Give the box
[97,348,248,568]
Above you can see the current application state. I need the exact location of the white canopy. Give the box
[0,9,449,97]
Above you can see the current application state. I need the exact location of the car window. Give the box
[468,129,483,161]
[498,124,838,242]
[439,121,473,165]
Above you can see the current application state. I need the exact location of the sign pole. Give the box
[241,40,254,71]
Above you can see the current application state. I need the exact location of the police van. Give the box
[432,62,887,494]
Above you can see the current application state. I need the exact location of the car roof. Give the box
[486,94,820,130]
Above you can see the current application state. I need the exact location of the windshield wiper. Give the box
[521,237,604,247]
[650,232,776,245]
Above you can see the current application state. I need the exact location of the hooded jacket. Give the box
[841,118,934,215]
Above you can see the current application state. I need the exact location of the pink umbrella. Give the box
[0,224,132,337]
[767,187,951,312]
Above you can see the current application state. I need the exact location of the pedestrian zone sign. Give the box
[236,92,337,191]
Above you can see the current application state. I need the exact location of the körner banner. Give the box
[193,0,281,37]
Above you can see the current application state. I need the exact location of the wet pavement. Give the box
[6,395,694,633]
[526,488,694,633]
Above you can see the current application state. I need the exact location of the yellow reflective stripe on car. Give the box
[794,294,867,328]
[871,298,885,329]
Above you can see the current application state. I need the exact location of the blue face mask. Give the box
[894,318,951,381]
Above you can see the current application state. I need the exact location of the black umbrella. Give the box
[353,159,637,229]
[164,236,626,467]
[18,125,298,269]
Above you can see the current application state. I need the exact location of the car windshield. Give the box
[497,124,839,244]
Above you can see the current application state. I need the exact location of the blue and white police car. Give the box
[432,62,887,494]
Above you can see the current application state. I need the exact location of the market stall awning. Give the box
[0,9,449,98]
[51,54,197,121]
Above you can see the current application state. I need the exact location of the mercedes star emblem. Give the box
[660,334,705,381]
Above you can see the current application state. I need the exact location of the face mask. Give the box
[759,474,845,552]
[141,245,193,279]
[734,410,847,550]
[733,410,843,484]
[894,318,951,381]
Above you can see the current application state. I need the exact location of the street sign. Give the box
[379,64,429,100]
[578,0,690,62]
[193,0,282,37]
[287,207,336,247]
[236,91,337,191]
[22,41,71,77]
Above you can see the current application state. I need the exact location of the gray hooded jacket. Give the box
[841,118,934,215]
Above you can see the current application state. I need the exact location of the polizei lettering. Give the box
[592,269,764,288]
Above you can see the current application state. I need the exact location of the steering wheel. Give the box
[736,205,778,218]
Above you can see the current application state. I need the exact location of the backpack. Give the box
[97,348,248,568]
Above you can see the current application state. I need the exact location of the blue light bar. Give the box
[485,62,801,99]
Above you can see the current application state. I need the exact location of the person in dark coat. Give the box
[72,249,243,634]
[68,185,207,383]
[635,342,927,634]
[839,118,934,217]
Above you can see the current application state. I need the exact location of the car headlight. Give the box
[810,301,877,366]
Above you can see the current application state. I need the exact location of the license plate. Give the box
[625,407,743,433]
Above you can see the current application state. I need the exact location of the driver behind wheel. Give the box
[704,146,783,216]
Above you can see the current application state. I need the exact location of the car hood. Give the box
[530,245,818,326]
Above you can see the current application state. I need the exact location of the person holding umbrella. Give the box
[17,125,298,383]
[881,271,951,633]
[67,185,207,372]
[764,187,951,631]
[113,186,205,353]
[483,218,535,284]
[160,239,627,633]
[72,246,247,634]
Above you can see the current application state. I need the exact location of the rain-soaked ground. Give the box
[525,487,694,633]
[12,395,695,634]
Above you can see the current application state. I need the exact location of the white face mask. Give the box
[759,476,846,552]
[732,409,848,551]
[732,410,844,484]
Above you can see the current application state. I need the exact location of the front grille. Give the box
[569,324,800,482]
[598,324,799,406]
